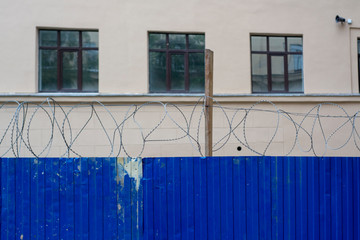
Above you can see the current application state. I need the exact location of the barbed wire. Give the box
[0,97,359,158]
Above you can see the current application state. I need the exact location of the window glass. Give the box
[39,30,98,92]
[251,35,303,93]
[82,31,98,48]
[189,53,205,92]
[39,50,57,91]
[39,30,57,47]
[169,34,186,49]
[189,35,205,50]
[62,51,78,89]
[271,56,285,91]
[149,52,167,92]
[170,54,185,90]
[251,36,267,51]
[251,54,268,92]
[287,37,302,52]
[288,55,303,92]
[149,33,166,49]
[269,37,285,52]
[82,50,99,91]
[61,31,79,47]
[149,33,205,93]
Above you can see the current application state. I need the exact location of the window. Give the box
[358,39,360,92]
[39,30,98,92]
[149,33,205,93]
[251,35,303,93]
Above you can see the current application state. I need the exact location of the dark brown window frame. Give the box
[149,32,205,93]
[251,35,303,93]
[39,30,98,92]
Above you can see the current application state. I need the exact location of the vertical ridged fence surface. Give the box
[1,156,360,239]
[143,156,360,240]
[0,157,143,240]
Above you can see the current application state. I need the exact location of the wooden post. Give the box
[205,49,213,157]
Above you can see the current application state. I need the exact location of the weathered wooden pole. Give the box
[205,49,213,157]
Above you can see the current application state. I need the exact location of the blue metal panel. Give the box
[319,157,331,240]
[283,156,295,240]
[167,157,181,240]
[307,157,319,240]
[180,157,195,240]
[30,158,45,239]
[88,157,103,240]
[143,158,154,240]
[271,157,283,240]
[354,157,360,240]
[194,157,207,240]
[74,158,88,240]
[342,157,353,240]
[153,158,167,240]
[15,158,31,240]
[103,157,118,240]
[1,158,16,240]
[220,157,234,240]
[59,158,75,240]
[233,157,247,240]
[246,157,259,240]
[130,158,143,240]
[295,157,307,240]
[331,157,342,240]
[207,157,221,240]
[45,158,60,240]
[117,158,132,240]
[258,156,271,240]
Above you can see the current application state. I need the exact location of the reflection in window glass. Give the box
[62,52,78,89]
[189,35,205,50]
[82,32,98,48]
[39,50,57,91]
[271,56,285,91]
[251,36,267,51]
[169,34,186,49]
[251,54,268,92]
[149,52,167,92]
[269,37,285,52]
[149,33,205,93]
[149,33,166,49]
[82,50,99,91]
[287,37,302,52]
[61,31,79,47]
[39,30,98,92]
[250,35,303,93]
[288,55,303,92]
[170,54,185,90]
[189,53,205,92]
[39,31,57,47]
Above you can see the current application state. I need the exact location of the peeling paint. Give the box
[122,157,143,191]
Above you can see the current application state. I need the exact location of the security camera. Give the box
[335,15,346,23]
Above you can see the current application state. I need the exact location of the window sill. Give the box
[0,93,360,104]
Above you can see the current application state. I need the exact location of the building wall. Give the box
[1,0,360,94]
[1,0,360,157]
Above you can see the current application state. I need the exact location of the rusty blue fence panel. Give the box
[0,157,143,240]
[143,156,360,240]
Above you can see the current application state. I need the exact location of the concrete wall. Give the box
[0,96,359,158]
[1,0,360,94]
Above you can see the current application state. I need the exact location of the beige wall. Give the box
[0,96,359,158]
[1,0,360,94]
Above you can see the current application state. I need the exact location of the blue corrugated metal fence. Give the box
[0,157,143,240]
[1,156,360,239]
[143,157,360,240]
